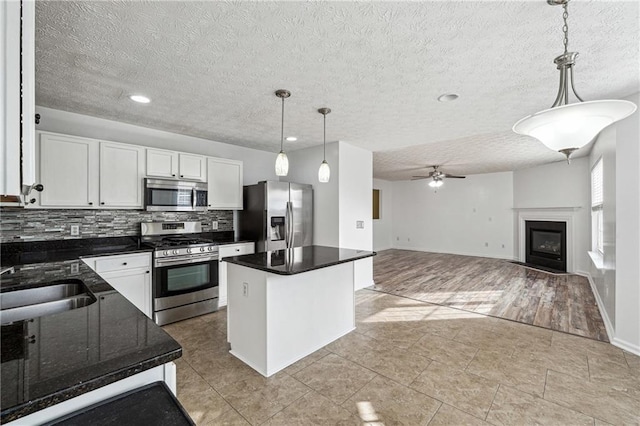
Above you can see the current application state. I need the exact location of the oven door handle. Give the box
[155,255,218,267]
[192,188,197,210]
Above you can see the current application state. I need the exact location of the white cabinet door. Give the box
[101,270,152,319]
[178,153,206,181]
[39,133,99,207]
[146,148,178,179]
[87,253,153,319]
[99,142,145,208]
[207,157,243,210]
[218,243,254,307]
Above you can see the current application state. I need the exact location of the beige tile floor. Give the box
[163,289,640,425]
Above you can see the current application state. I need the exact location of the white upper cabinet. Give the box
[37,132,144,209]
[178,153,206,181]
[39,133,99,207]
[207,157,243,210]
[146,148,178,179]
[99,142,145,208]
[146,149,206,181]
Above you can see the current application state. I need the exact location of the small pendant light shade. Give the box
[318,160,330,183]
[274,90,291,176]
[318,107,331,183]
[275,151,289,176]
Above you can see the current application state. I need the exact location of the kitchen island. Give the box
[223,245,375,377]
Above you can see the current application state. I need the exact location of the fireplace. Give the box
[525,220,567,272]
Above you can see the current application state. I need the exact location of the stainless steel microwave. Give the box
[144,178,208,212]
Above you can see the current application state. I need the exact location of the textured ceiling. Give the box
[35,1,639,180]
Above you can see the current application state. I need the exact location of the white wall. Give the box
[613,92,640,354]
[281,142,340,247]
[373,178,393,251]
[513,157,591,273]
[34,106,279,185]
[589,126,617,332]
[391,171,514,259]
[338,142,373,290]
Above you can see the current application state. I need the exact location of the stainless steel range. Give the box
[141,221,219,326]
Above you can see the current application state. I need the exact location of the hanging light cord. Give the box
[562,3,569,54]
[280,96,285,152]
[323,113,326,161]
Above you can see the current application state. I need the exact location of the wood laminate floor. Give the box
[372,250,608,342]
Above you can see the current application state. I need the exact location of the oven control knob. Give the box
[200,247,205,252]
[187,248,192,254]
[163,251,169,256]
[172,250,179,255]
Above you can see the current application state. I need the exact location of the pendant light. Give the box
[318,107,331,183]
[274,89,291,176]
[513,0,636,163]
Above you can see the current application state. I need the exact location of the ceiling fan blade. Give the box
[443,174,466,179]
[411,176,430,180]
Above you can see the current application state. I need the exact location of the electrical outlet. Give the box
[211,221,218,230]
[502,244,505,248]
[70,262,79,274]
[356,221,364,229]
[70,225,80,236]
[485,242,489,247]
[396,237,400,241]
[243,282,249,297]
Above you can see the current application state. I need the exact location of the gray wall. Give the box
[0,208,232,243]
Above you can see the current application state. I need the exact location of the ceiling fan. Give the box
[412,165,466,188]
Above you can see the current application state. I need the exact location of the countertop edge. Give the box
[0,347,182,423]
[223,248,376,275]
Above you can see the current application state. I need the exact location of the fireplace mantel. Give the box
[512,207,582,211]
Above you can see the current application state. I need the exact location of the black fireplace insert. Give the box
[525,221,567,272]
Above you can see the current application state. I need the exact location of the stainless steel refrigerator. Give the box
[239,181,313,252]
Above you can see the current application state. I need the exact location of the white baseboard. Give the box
[578,271,614,343]
[391,245,517,261]
[373,246,393,252]
[611,337,640,357]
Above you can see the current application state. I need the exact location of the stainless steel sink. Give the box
[0,281,96,324]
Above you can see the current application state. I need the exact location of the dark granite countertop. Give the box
[0,236,151,267]
[0,248,182,423]
[222,245,376,275]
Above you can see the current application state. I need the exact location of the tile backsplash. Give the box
[0,208,233,243]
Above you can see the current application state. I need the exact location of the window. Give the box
[591,158,604,253]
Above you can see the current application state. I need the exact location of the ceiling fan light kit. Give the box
[513,0,636,163]
[318,107,332,183]
[412,165,466,189]
[274,89,291,177]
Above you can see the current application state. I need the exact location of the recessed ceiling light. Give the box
[129,94,151,104]
[285,136,298,142]
[437,94,459,102]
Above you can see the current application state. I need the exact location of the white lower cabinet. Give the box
[83,252,153,319]
[218,243,254,307]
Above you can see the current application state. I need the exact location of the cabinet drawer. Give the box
[95,253,151,273]
[219,243,254,258]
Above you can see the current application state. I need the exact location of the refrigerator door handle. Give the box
[286,201,293,248]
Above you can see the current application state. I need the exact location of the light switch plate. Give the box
[70,225,80,236]
[356,221,364,229]
[211,221,218,230]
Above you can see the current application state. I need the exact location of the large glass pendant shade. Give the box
[275,151,289,176]
[513,99,637,152]
[318,160,330,183]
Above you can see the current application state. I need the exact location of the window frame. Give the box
[591,157,604,255]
